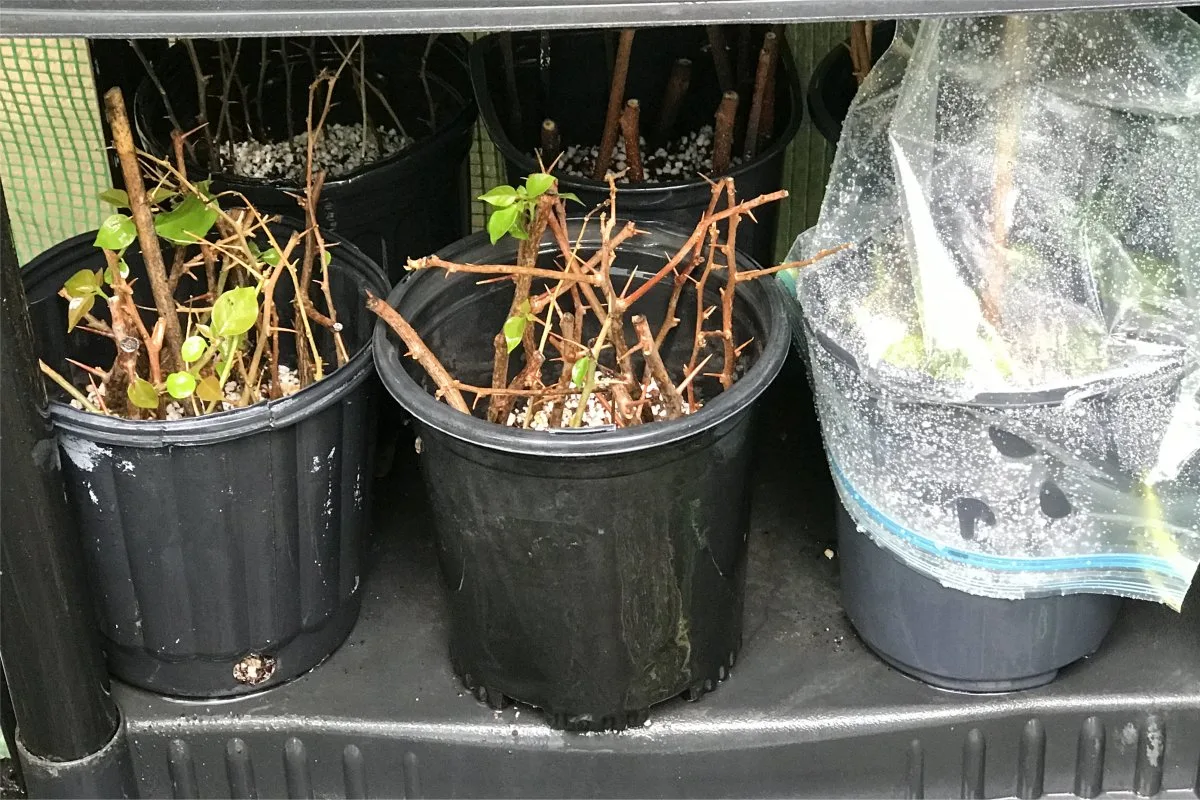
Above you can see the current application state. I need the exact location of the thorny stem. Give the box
[632,315,683,418]
[366,291,471,413]
[719,179,740,390]
[407,256,603,285]
[734,243,852,281]
[131,40,194,163]
[657,177,727,349]
[621,188,789,307]
[181,39,216,171]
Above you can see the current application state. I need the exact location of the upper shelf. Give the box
[2,0,1183,37]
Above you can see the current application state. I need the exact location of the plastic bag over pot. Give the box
[785,11,1200,608]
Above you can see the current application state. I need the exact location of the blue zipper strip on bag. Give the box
[830,459,1184,576]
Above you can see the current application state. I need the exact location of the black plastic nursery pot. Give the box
[803,328,1172,692]
[836,507,1123,692]
[22,224,389,698]
[807,22,896,146]
[374,221,789,731]
[134,35,477,281]
[470,28,803,267]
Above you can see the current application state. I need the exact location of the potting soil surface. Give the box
[111,355,1200,798]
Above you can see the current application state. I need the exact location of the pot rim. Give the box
[22,222,389,447]
[373,219,789,459]
[469,28,804,196]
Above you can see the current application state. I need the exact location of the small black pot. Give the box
[134,35,477,281]
[807,22,896,147]
[374,221,789,730]
[470,28,803,267]
[837,507,1122,692]
[23,224,388,698]
[800,326,1182,690]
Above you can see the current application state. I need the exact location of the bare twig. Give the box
[40,361,104,415]
[499,33,523,135]
[718,179,740,389]
[849,21,875,86]
[656,57,691,142]
[743,31,779,160]
[713,90,739,175]
[706,26,735,93]
[592,29,635,180]
[367,292,470,414]
[735,243,853,281]
[103,87,183,372]
[408,255,603,285]
[620,99,644,183]
[131,40,193,163]
[540,118,561,161]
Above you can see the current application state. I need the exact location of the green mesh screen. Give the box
[0,37,111,264]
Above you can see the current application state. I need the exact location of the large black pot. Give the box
[23,224,388,698]
[807,21,896,147]
[134,35,477,281]
[470,28,803,267]
[374,221,789,730]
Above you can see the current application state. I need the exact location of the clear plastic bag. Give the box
[787,11,1200,608]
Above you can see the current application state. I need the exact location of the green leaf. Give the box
[102,259,131,286]
[153,195,218,245]
[211,287,259,338]
[66,293,96,332]
[558,192,583,205]
[524,173,555,198]
[507,215,529,240]
[64,268,101,298]
[478,185,519,208]
[322,250,332,267]
[180,335,207,363]
[518,298,531,316]
[260,247,282,266]
[570,355,593,389]
[98,188,129,208]
[127,378,159,410]
[165,371,197,400]
[94,213,137,250]
[196,375,224,403]
[487,204,521,245]
[194,180,215,199]
[503,314,527,353]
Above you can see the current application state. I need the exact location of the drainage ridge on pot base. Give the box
[23,224,389,698]
[374,220,788,731]
[134,35,477,282]
[470,28,803,268]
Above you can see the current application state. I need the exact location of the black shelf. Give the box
[112,359,1200,799]
[2,0,1183,37]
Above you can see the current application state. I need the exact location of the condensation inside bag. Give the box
[787,11,1200,607]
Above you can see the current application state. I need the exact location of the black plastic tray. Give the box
[112,357,1200,799]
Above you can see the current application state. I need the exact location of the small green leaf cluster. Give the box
[478,173,579,245]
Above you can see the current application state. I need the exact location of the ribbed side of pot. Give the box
[57,383,377,697]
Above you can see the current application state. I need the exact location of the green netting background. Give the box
[0,26,844,266]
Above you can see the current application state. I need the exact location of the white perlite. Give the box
[219,123,413,181]
[551,125,742,185]
[505,378,695,430]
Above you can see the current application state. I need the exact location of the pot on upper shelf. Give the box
[470,27,803,267]
[134,34,477,282]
